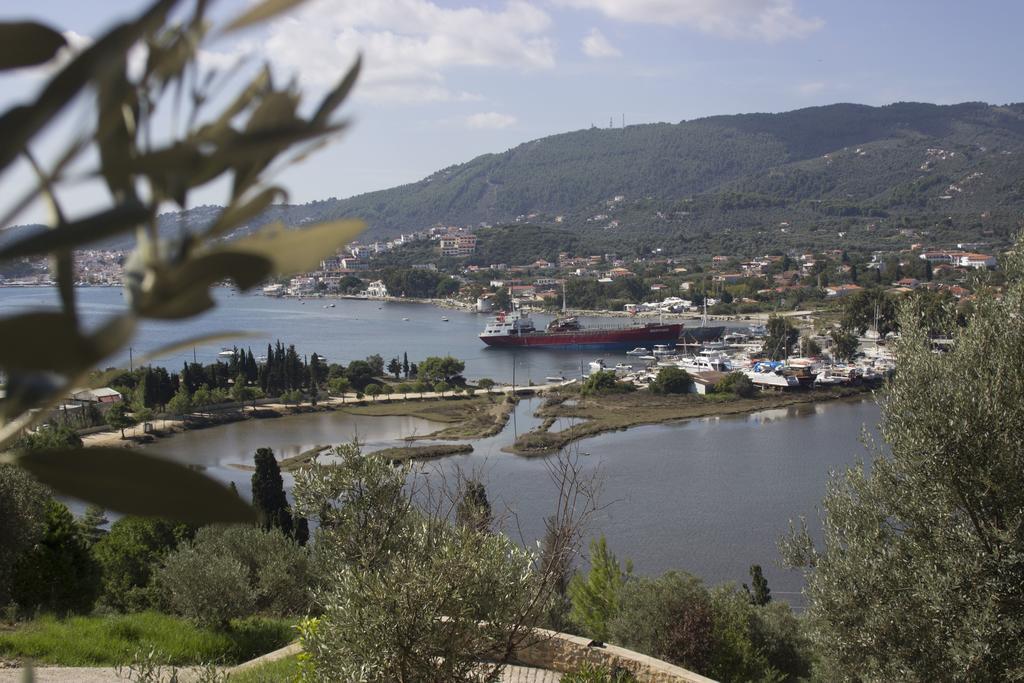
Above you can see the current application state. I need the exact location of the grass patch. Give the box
[369,443,473,463]
[0,612,295,666]
[232,654,300,682]
[343,395,515,440]
[278,444,327,472]
[508,386,872,455]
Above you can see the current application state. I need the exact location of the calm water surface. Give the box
[0,287,744,383]
[1,287,880,605]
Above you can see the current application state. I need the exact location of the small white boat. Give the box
[626,347,649,356]
[639,355,657,361]
[402,317,410,321]
[814,370,847,386]
[217,348,235,359]
[546,375,566,383]
[652,344,674,357]
[441,316,449,322]
[588,359,606,373]
[328,303,336,308]
[613,363,633,376]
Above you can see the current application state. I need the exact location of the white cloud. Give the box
[796,81,825,95]
[556,0,823,42]
[465,111,517,129]
[257,0,556,103]
[581,28,621,58]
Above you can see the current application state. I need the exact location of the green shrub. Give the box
[581,371,634,396]
[609,572,811,682]
[716,372,755,398]
[649,367,692,395]
[92,517,192,612]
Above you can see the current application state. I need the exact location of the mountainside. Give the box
[330,101,1024,237]
[5,101,1024,254]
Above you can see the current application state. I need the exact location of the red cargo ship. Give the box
[479,310,682,350]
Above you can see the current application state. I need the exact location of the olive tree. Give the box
[782,241,1024,681]
[293,443,599,682]
[157,525,310,627]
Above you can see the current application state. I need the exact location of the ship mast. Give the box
[562,279,567,315]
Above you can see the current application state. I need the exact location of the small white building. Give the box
[70,387,123,404]
[364,280,389,298]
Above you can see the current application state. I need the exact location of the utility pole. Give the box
[129,346,133,372]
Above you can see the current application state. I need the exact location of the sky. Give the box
[3,0,1024,225]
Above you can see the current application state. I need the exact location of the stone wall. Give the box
[512,628,717,683]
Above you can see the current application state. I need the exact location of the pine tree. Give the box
[567,535,632,641]
[251,447,294,537]
[77,505,109,546]
[402,352,409,379]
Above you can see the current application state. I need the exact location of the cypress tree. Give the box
[294,517,309,546]
[743,564,771,605]
[251,447,293,537]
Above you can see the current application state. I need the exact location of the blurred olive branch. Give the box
[0,0,364,525]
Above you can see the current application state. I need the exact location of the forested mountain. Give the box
[6,101,1024,255]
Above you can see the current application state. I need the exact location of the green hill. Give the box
[316,101,1024,243]
[5,101,1024,255]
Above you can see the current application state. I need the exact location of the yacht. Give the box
[678,350,733,373]
[217,348,235,360]
[626,347,649,356]
[652,344,675,357]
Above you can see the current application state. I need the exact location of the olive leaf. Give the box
[16,447,257,524]
[0,312,135,373]
[125,251,273,319]
[213,219,365,275]
[311,55,361,127]
[222,0,309,34]
[0,0,182,176]
[0,22,67,70]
